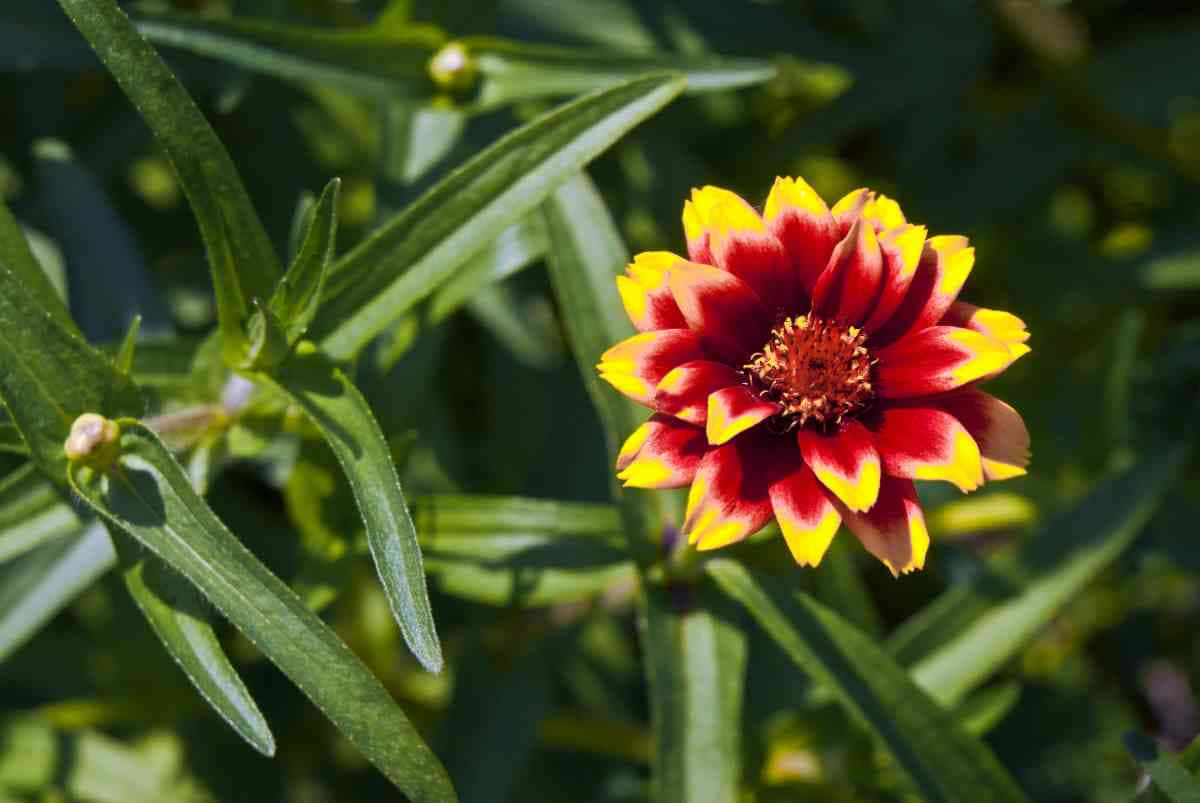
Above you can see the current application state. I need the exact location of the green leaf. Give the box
[707,559,1031,803]
[0,465,80,564]
[0,523,114,662]
[1125,732,1200,803]
[909,448,1187,706]
[0,262,142,481]
[267,178,340,349]
[426,216,548,325]
[135,12,445,100]
[253,344,442,672]
[464,37,776,110]
[413,494,629,606]
[1142,248,1200,290]
[115,314,142,376]
[640,582,747,803]
[57,0,281,359]
[0,199,73,331]
[68,421,457,801]
[462,283,564,369]
[315,73,686,359]
[115,532,276,757]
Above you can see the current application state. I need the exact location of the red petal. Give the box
[874,326,1018,398]
[654,359,742,425]
[863,224,927,333]
[764,176,841,298]
[769,452,842,567]
[797,419,881,512]
[705,385,779,445]
[618,252,688,332]
[929,388,1030,481]
[870,236,975,346]
[683,431,775,550]
[668,261,770,365]
[839,476,930,576]
[597,329,706,406]
[870,406,983,492]
[811,218,884,326]
[615,414,707,489]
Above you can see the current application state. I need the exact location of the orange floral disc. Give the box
[599,178,1030,575]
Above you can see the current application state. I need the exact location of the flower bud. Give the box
[64,413,121,470]
[428,42,477,92]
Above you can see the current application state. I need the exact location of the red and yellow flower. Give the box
[599,178,1030,575]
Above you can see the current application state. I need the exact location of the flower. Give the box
[598,179,1030,575]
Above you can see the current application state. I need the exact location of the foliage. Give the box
[1,1,1199,802]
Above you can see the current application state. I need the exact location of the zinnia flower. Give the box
[598,179,1030,575]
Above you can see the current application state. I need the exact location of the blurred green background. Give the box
[2,0,1200,801]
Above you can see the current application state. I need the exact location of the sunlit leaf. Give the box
[116,533,276,757]
[465,37,776,110]
[57,0,280,359]
[708,559,1031,803]
[0,466,78,564]
[253,344,442,672]
[314,73,686,359]
[0,198,72,331]
[68,421,457,800]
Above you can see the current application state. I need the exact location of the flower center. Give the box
[744,316,875,430]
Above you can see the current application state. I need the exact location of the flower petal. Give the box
[769,454,842,567]
[874,326,1020,398]
[616,414,707,489]
[668,261,771,365]
[811,217,884,326]
[863,224,927,333]
[683,433,775,550]
[682,185,764,264]
[831,188,870,232]
[682,185,795,314]
[797,420,881,512]
[871,406,983,492]
[871,235,975,346]
[939,301,1030,359]
[931,388,1031,481]
[597,329,706,406]
[706,385,780,445]
[764,176,841,296]
[654,359,742,425]
[618,251,688,332]
[840,476,930,576]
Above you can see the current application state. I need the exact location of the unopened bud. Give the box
[428,42,477,92]
[64,413,120,470]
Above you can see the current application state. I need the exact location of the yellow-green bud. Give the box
[64,413,121,470]
[428,42,477,92]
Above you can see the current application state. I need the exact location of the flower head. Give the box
[599,179,1030,575]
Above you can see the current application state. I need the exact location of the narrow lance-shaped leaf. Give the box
[708,559,1032,803]
[0,259,270,758]
[314,73,686,359]
[135,12,446,100]
[134,12,774,109]
[909,448,1187,707]
[114,531,276,757]
[253,343,443,672]
[268,178,340,347]
[464,36,776,111]
[56,0,281,359]
[1125,731,1200,803]
[0,523,113,663]
[640,583,747,803]
[69,421,457,801]
[245,178,342,370]
[0,198,73,330]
